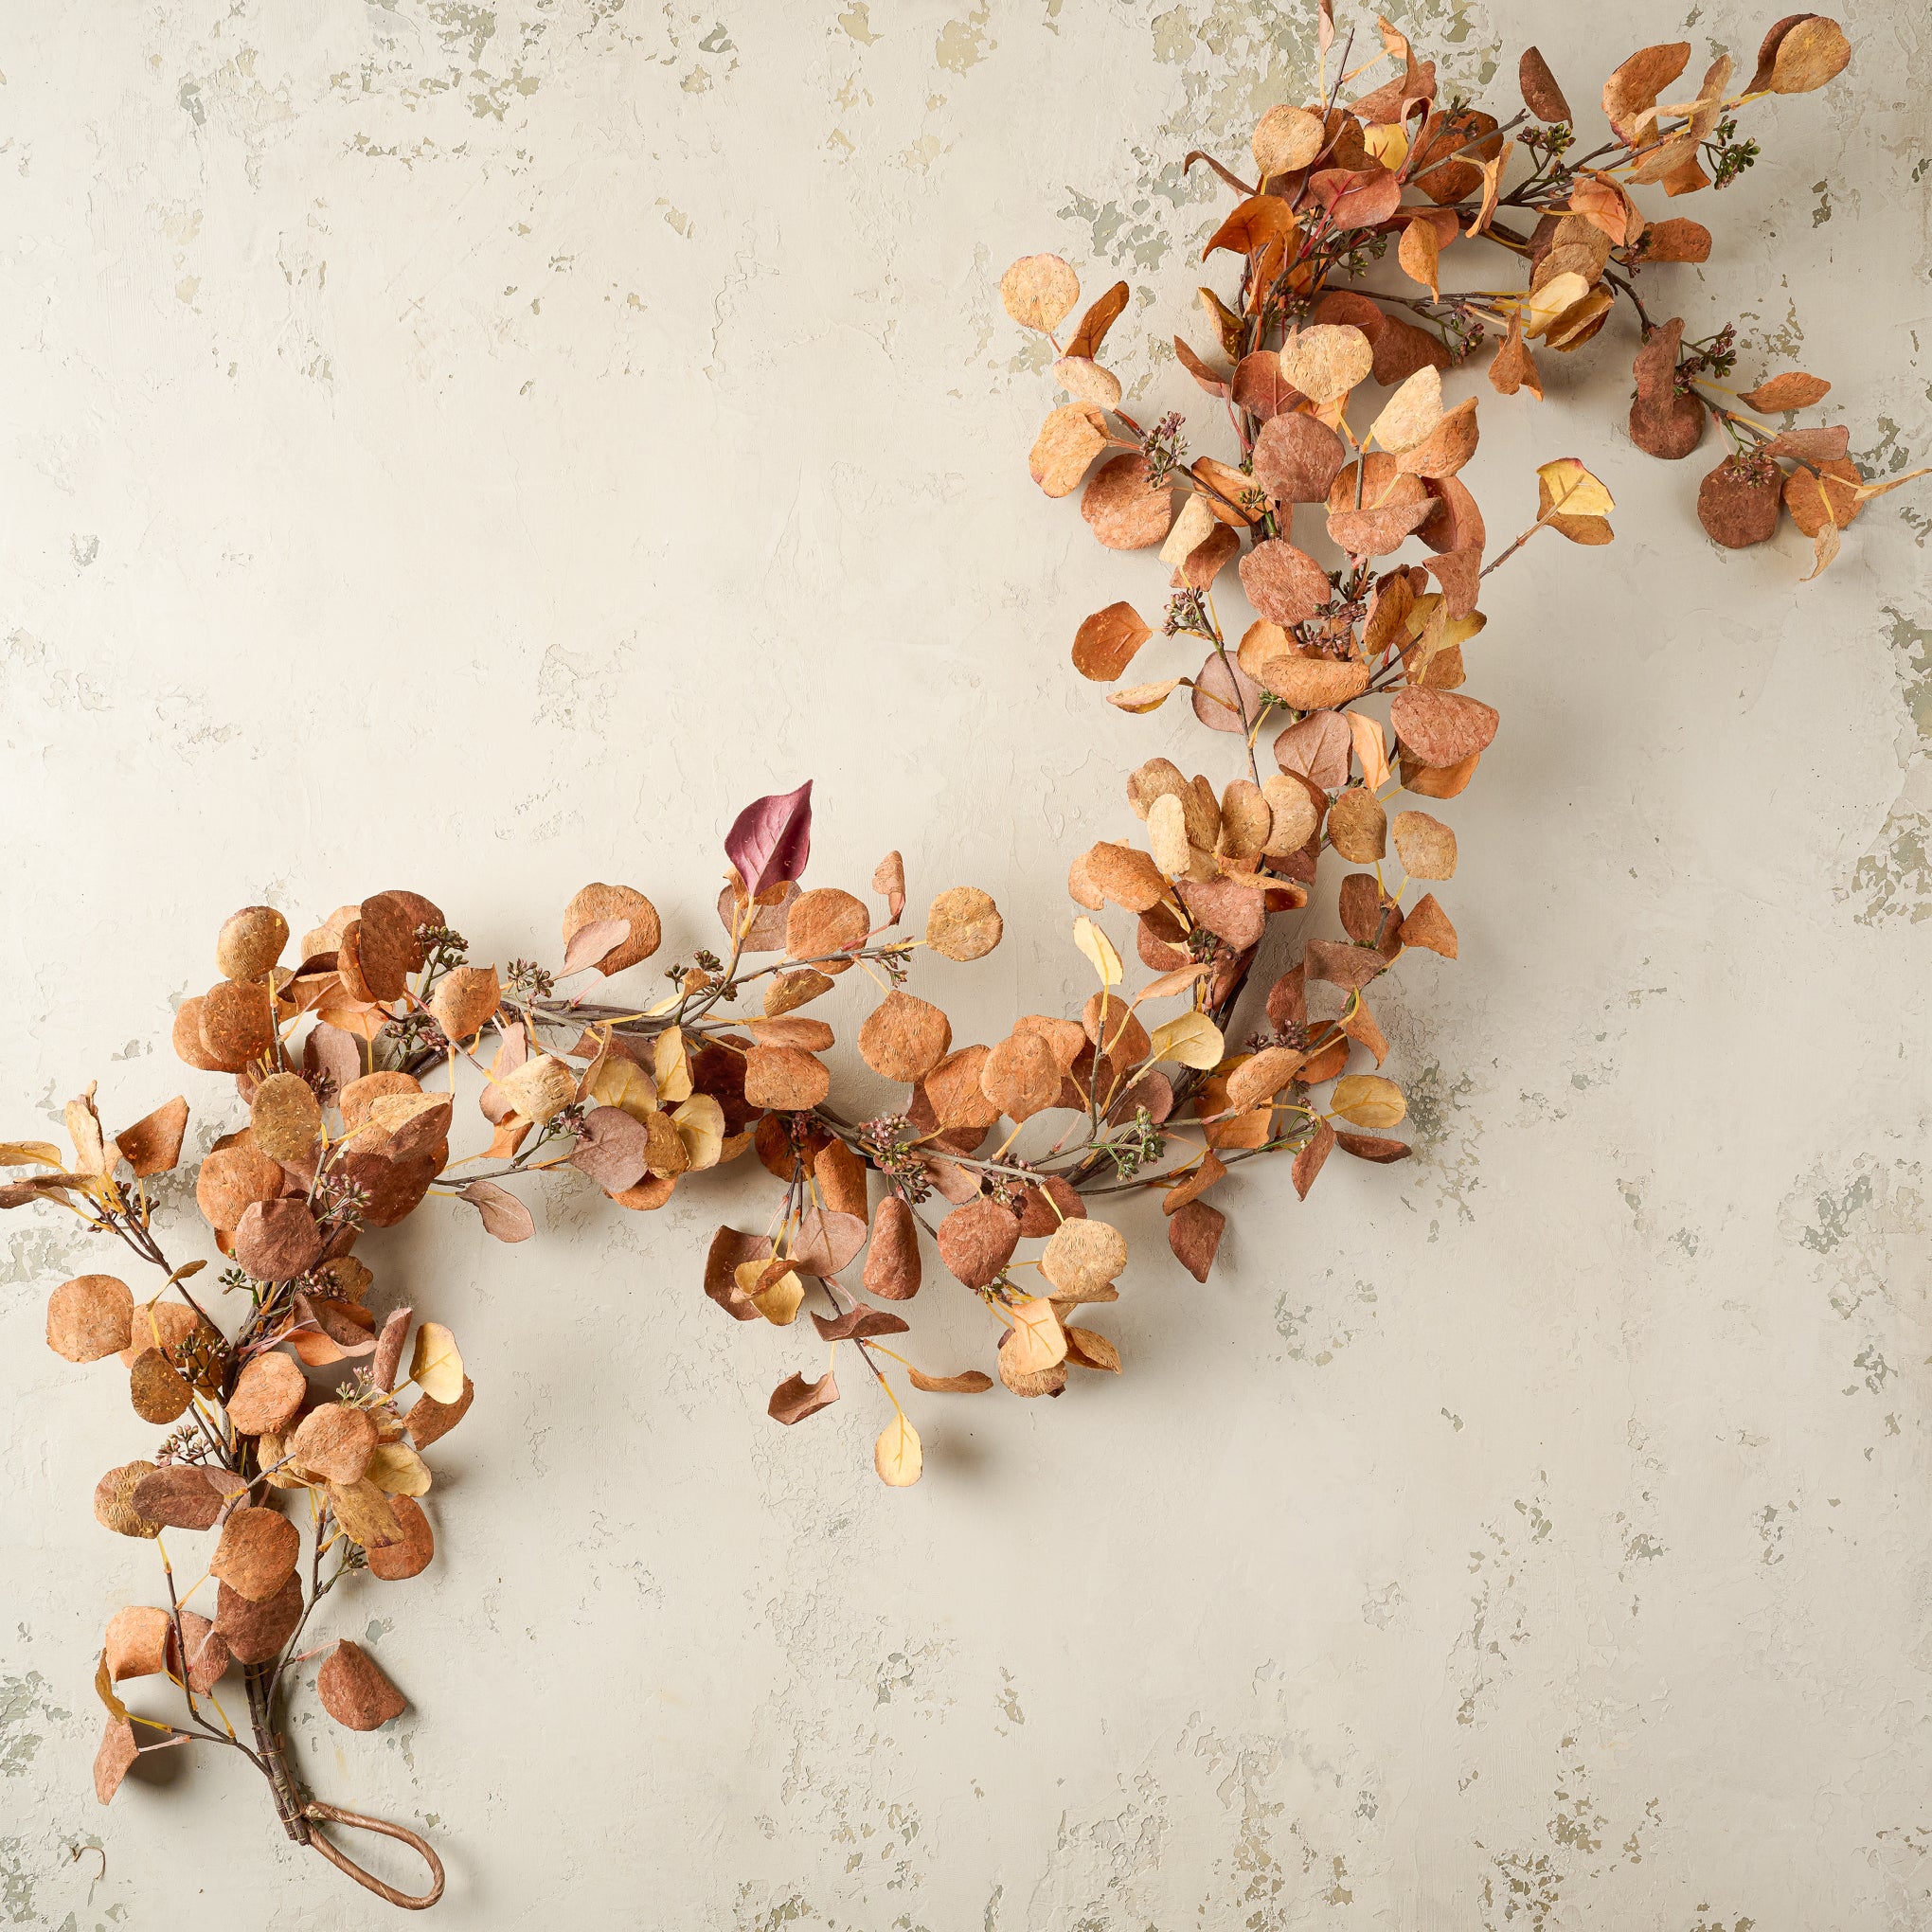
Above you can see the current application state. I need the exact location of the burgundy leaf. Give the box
[724,780,814,899]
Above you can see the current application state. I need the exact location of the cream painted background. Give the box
[3,2,1930,1926]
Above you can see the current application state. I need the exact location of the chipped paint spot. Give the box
[837,3,881,45]
[1404,1060,1481,1233]
[1273,1270,1378,1364]
[935,4,994,74]
[1,1673,64,1779]
[1845,608,1932,922]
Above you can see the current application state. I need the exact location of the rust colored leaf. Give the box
[926,886,1003,962]
[1204,193,1298,259]
[47,1274,134,1364]
[128,1349,193,1424]
[366,1494,436,1581]
[1072,601,1152,681]
[131,1464,226,1531]
[785,886,868,974]
[1309,164,1403,229]
[195,1143,285,1233]
[1399,893,1458,958]
[1740,371,1830,413]
[1770,425,1852,465]
[94,1461,160,1540]
[233,1198,323,1283]
[115,1097,189,1178]
[198,979,275,1072]
[1304,939,1388,993]
[1698,456,1783,548]
[1192,649,1265,736]
[1389,688,1498,766]
[94,1718,140,1805]
[1030,402,1110,496]
[1232,349,1300,420]
[291,1404,379,1485]
[1601,42,1690,143]
[211,1506,300,1603]
[974,1032,1059,1124]
[1174,335,1232,398]
[1518,45,1572,122]
[1424,546,1482,620]
[1082,841,1171,913]
[811,1305,910,1344]
[1168,1200,1225,1281]
[707,1228,773,1321]
[1082,454,1172,550]
[1252,412,1347,504]
[937,1198,1022,1287]
[1635,218,1710,263]
[1066,280,1129,360]
[318,1639,407,1731]
[214,1572,304,1666]
[227,1351,306,1436]
[786,1204,864,1280]
[1064,1326,1122,1373]
[1782,458,1861,535]
[1293,1119,1336,1198]
[858,990,953,1083]
[1275,710,1352,791]
[1336,1132,1412,1163]
[864,1195,922,1300]
[1239,539,1331,626]
[1489,313,1543,400]
[167,1610,230,1694]
[570,1105,652,1192]
[1412,108,1501,203]
[404,1376,475,1451]
[1399,398,1480,480]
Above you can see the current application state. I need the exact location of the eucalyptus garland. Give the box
[6,9,1916,1909]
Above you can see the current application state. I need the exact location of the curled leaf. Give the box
[769,1370,840,1424]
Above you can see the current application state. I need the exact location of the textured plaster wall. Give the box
[2,1,1930,1926]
